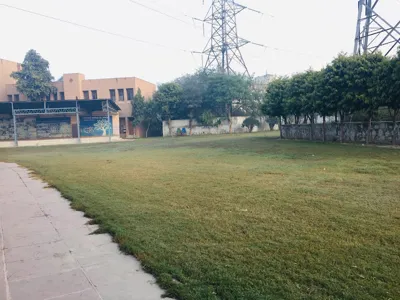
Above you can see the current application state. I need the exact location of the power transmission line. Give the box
[127,0,195,26]
[0,3,191,53]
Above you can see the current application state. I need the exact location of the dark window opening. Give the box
[7,95,12,102]
[127,88,134,101]
[83,91,89,100]
[14,95,20,102]
[118,89,124,101]
[60,92,65,101]
[53,93,58,101]
[110,89,116,101]
[46,95,51,101]
[91,90,97,100]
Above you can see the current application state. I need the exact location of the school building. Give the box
[0,58,156,146]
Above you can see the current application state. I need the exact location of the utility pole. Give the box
[200,0,261,76]
[354,0,400,56]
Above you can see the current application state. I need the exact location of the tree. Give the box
[205,73,252,133]
[142,100,161,138]
[175,71,207,135]
[11,49,55,101]
[285,73,306,125]
[131,88,146,137]
[378,49,400,144]
[94,119,111,136]
[361,53,388,144]
[301,70,323,140]
[262,77,289,138]
[242,117,260,133]
[153,83,183,136]
[323,54,368,142]
[317,69,336,142]
[198,110,221,128]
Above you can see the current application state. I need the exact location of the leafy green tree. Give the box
[301,70,323,140]
[205,73,252,133]
[131,88,146,137]
[175,71,207,135]
[153,83,183,136]
[361,53,388,143]
[198,110,221,128]
[142,100,161,138]
[262,77,290,138]
[242,117,260,133]
[378,49,400,144]
[323,54,367,142]
[317,69,336,141]
[285,74,305,124]
[11,49,55,101]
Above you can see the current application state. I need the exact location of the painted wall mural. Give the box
[80,117,113,137]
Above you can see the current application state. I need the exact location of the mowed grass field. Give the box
[1,133,399,300]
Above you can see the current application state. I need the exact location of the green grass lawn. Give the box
[1,133,399,300]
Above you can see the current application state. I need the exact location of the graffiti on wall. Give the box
[0,118,72,140]
[0,118,37,140]
[36,118,72,138]
[80,117,113,137]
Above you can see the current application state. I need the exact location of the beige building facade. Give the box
[0,59,156,137]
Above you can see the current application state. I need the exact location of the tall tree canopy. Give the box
[153,82,183,135]
[262,51,400,143]
[11,49,55,101]
[205,73,252,133]
[175,71,208,134]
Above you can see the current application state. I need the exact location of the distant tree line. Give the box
[133,71,264,136]
[262,51,400,144]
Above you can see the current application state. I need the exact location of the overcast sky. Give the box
[0,0,399,84]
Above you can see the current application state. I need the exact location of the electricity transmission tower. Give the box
[354,0,400,56]
[199,0,261,76]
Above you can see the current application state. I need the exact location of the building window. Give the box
[60,92,65,101]
[127,88,134,101]
[118,89,124,101]
[46,95,51,101]
[7,95,12,102]
[91,90,97,100]
[83,91,89,100]
[53,93,58,101]
[14,95,20,102]
[109,89,116,101]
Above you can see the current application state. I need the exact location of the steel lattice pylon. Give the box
[202,0,251,75]
[354,0,400,56]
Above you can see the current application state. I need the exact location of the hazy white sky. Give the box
[0,0,399,84]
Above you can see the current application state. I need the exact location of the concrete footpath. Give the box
[0,163,171,300]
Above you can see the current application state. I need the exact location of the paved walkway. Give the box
[0,163,170,300]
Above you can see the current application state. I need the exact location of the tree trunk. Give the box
[323,116,326,142]
[146,123,151,138]
[227,104,232,134]
[309,117,314,141]
[393,114,398,146]
[168,118,172,136]
[367,116,372,145]
[340,113,345,143]
[335,112,338,123]
[279,118,283,139]
[189,118,193,136]
[303,116,308,124]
